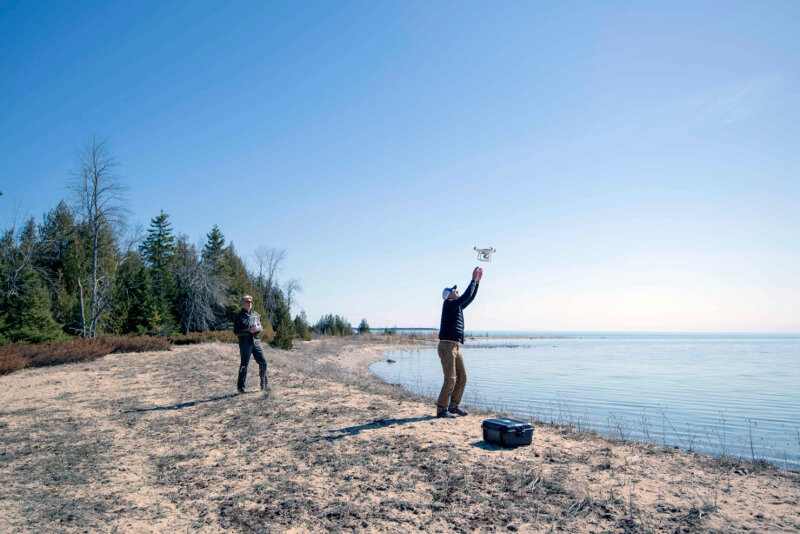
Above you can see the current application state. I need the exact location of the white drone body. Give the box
[474,246,496,262]
[248,312,262,329]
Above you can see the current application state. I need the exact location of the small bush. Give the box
[0,351,28,374]
[0,335,174,374]
[170,330,239,345]
[26,337,115,368]
[103,335,172,353]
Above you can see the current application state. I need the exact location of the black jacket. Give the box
[233,309,260,345]
[438,280,479,344]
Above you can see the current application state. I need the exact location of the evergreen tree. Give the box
[270,290,293,350]
[202,225,226,266]
[0,221,63,344]
[293,311,312,341]
[37,201,84,332]
[139,211,178,334]
[313,314,354,336]
[358,318,370,335]
[112,252,155,335]
[140,211,176,273]
[2,271,64,344]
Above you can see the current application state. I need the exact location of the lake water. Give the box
[370,333,800,470]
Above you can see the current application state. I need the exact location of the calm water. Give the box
[370,333,800,470]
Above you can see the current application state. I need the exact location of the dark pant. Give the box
[237,338,267,391]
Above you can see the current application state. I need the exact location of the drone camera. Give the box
[473,246,496,262]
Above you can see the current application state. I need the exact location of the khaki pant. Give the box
[437,341,467,412]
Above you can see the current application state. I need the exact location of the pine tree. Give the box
[0,220,63,344]
[9,273,65,343]
[140,211,178,334]
[112,253,155,335]
[140,211,176,273]
[270,290,293,350]
[37,201,83,332]
[293,311,312,341]
[358,318,370,335]
[202,225,226,265]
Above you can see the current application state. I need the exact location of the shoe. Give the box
[450,407,468,416]
[237,388,246,394]
[436,410,456,419]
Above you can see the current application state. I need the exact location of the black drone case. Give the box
[481,418,534,447]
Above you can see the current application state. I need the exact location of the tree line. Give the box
[0,138,356,350]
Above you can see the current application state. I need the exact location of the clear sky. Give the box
[2,1,799,332]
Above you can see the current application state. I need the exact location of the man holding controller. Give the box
[233,295,268,394]
[436,266,483,418]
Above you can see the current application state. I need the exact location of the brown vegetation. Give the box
[0,335,171,374]
[169,330,240,345]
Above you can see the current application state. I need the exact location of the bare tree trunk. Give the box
[176,249,226,334]
[90,231,99,337]
[285,278,302,314]
[77,277,87,338]
[70,136,129,338]
[254,246,286,322]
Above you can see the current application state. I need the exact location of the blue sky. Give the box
[2,1,799,331]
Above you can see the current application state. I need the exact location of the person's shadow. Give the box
[324,416,436,441]
[126,392,239,413]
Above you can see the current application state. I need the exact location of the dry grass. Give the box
[1,338,798,533]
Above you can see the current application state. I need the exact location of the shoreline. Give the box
[374,335,800,473]
[1,336,798,532]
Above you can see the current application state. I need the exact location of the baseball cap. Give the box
[442,285,457,300]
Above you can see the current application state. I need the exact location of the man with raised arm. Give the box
[233,295,268,394]
[436,266,483,418]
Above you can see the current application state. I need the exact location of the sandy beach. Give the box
[1,337,798,532]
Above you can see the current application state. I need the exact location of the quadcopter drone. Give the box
[474,246,496,262]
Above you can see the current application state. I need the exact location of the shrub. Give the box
[0,351,28,374]
[170,330,239,345]
[103,335,172,353]
[25,337,114,368]
[0,335,174,374]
